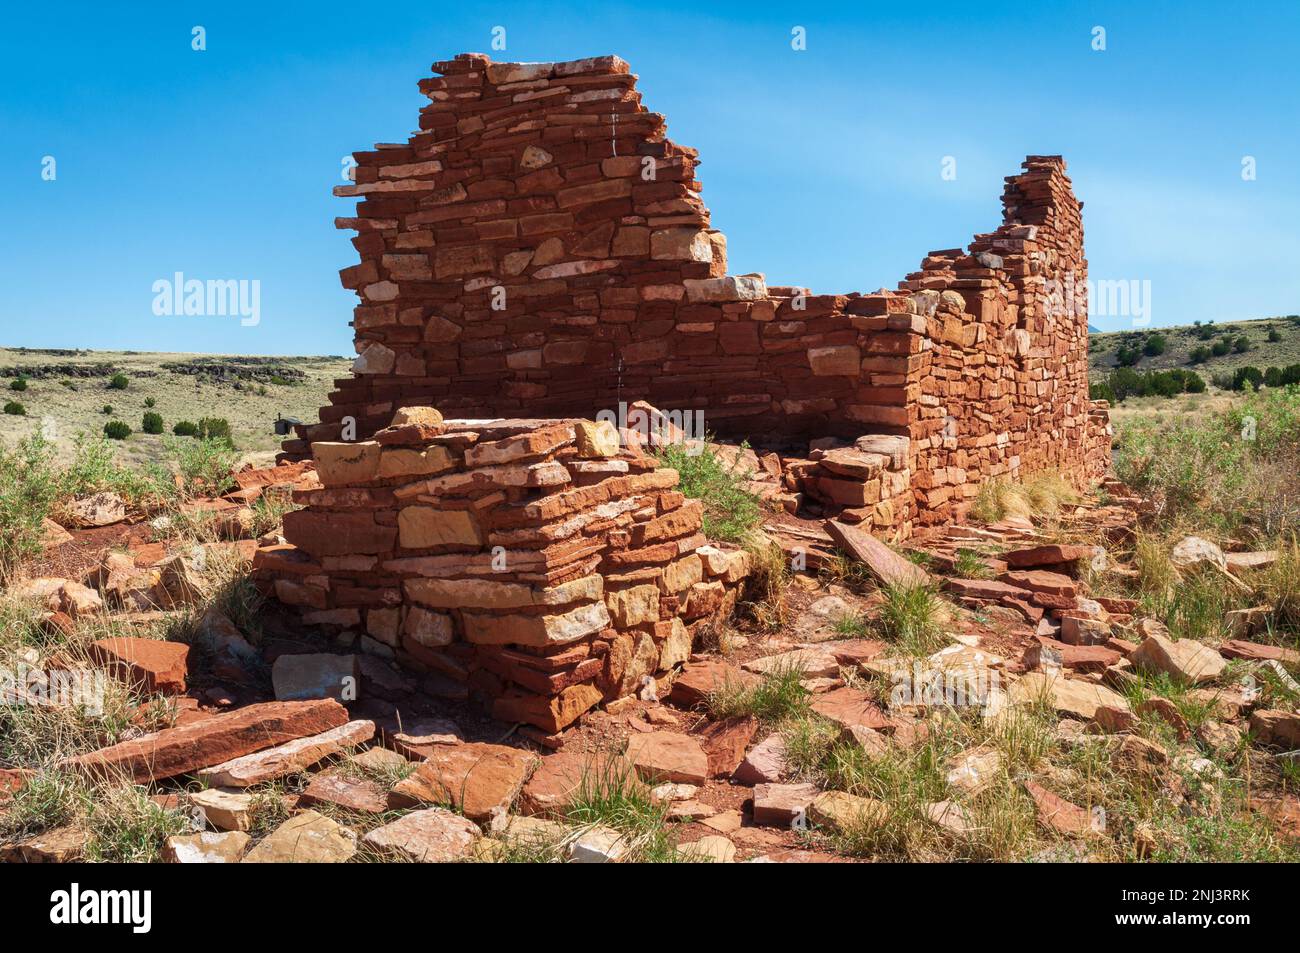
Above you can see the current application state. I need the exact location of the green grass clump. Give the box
[654,438,762,543]
[706,663,809,723]
[877,581,948,656]
[0,432,61,579]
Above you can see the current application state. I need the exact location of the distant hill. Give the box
[1089,314,1300,384]
[1088,325,1100,334]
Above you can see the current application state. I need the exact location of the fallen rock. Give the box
[823,520,932,589]
[1220,639,1300,666]
[388,716,464,760]
[808,790,888,833]
[0,825,86,863]
[190,787,255,831]
[1170,535,1226,571]
[677,835,736,863]
[390,742,537,820]
[743,648,840,679]
[667,659,755,709]
[698,716,757,778]
[66,492,126,528]
[64,699,350,784]
[732,733,789,785]
[1131,634,1226,685]
[752,782,818,827]
[1003,544,1094,569]
[163,831,251,863]
[300,771,389,814]
[362,807,481,862]
[809,687,892,733]
[89,637,189,695]
[567,825,628,863]
[240,810,357,863]
[1025,780,1094,836]
[1007,671,1129,720]
[624,731,709,785]
[197,719,375,787]
[945,747,1002,795]
[1249,709,1300,749]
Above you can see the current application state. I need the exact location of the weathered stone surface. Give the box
[1131,634,1226,685]
[668,660,754,709]
[196,719,375,787]
[65,699,350,784]
[0,825,86,863]
[163,831,251,863]
[313,441,382,485]
[66,492,126,528]
[1025,780,1094,836]
[809,687,893,733]
[300,771,389,814]
[241,810,357,863]
[362,807,481,862]
[624,731,709,785]
[808,790,888,833]
[698,716,757,778]
[733,733,788,785]
[677,835,736,863]
[825,520,931,588]
[190,787,255,831]
[390,743,538,820]
[1007,671,1129,720]
[1250,710,1300,749]
[752,782,818,827]
[89,637,189,694]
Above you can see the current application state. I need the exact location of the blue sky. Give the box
[2,0,1297,354]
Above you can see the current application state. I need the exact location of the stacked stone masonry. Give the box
[256,409,751,732]
[285,52,1111,535]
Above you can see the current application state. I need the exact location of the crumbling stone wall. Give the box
[286,51,1110,537]
[257,410,750,733]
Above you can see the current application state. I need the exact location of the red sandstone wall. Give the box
[291,53,1109,535]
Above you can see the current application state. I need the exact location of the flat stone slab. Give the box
[752,782,818,827]
[624,731,709,785]
[300,771,389,814]
[390,742,538,820]
[240,810,357,863]
[196,719,374,787]
[163,831,251,863]
[362,807,481,862]
[64,699,350,784]
[824,520,931,589]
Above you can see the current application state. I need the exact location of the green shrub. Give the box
[1115,346,1141,367]
[101,404,113,415]
[144,397,156,408]
[9,378,28,392]
[1189,346,1211,364]
[1211,340,1231,357]
[196,417,234,447]
[57,433,168,504]
[1232,366,1263,392]
[3,401,25,416]
[1143,334,1167,357]
[141,411,164,434]
[1233,335,1251,354]
[172,420,198,437]
[1268,328,1283,343]
[59,379,76,390]
[103,420,132,440]
[164,436,239,497]
[108,373,129,390]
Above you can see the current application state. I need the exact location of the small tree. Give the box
[172,420,199,437]
[104,420,132,440]
[3,401,26,416]
[1143,334,1167,357]
[1268,327,1283,343]
[1232,366,1263,391]
[9,378,27,392]
[142,411,164,434]
[108,373,129,390]
[144,396,156,408]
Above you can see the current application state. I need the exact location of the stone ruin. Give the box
[257,53,1113,733]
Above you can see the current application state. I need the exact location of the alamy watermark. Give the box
[152,272,261,327]
[1046,271,1151,327]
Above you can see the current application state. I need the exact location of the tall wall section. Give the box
[290,53,1110,534]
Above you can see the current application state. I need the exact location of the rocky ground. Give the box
[1,449,1298,864]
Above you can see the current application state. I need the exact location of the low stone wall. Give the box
[254,408,750,732]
